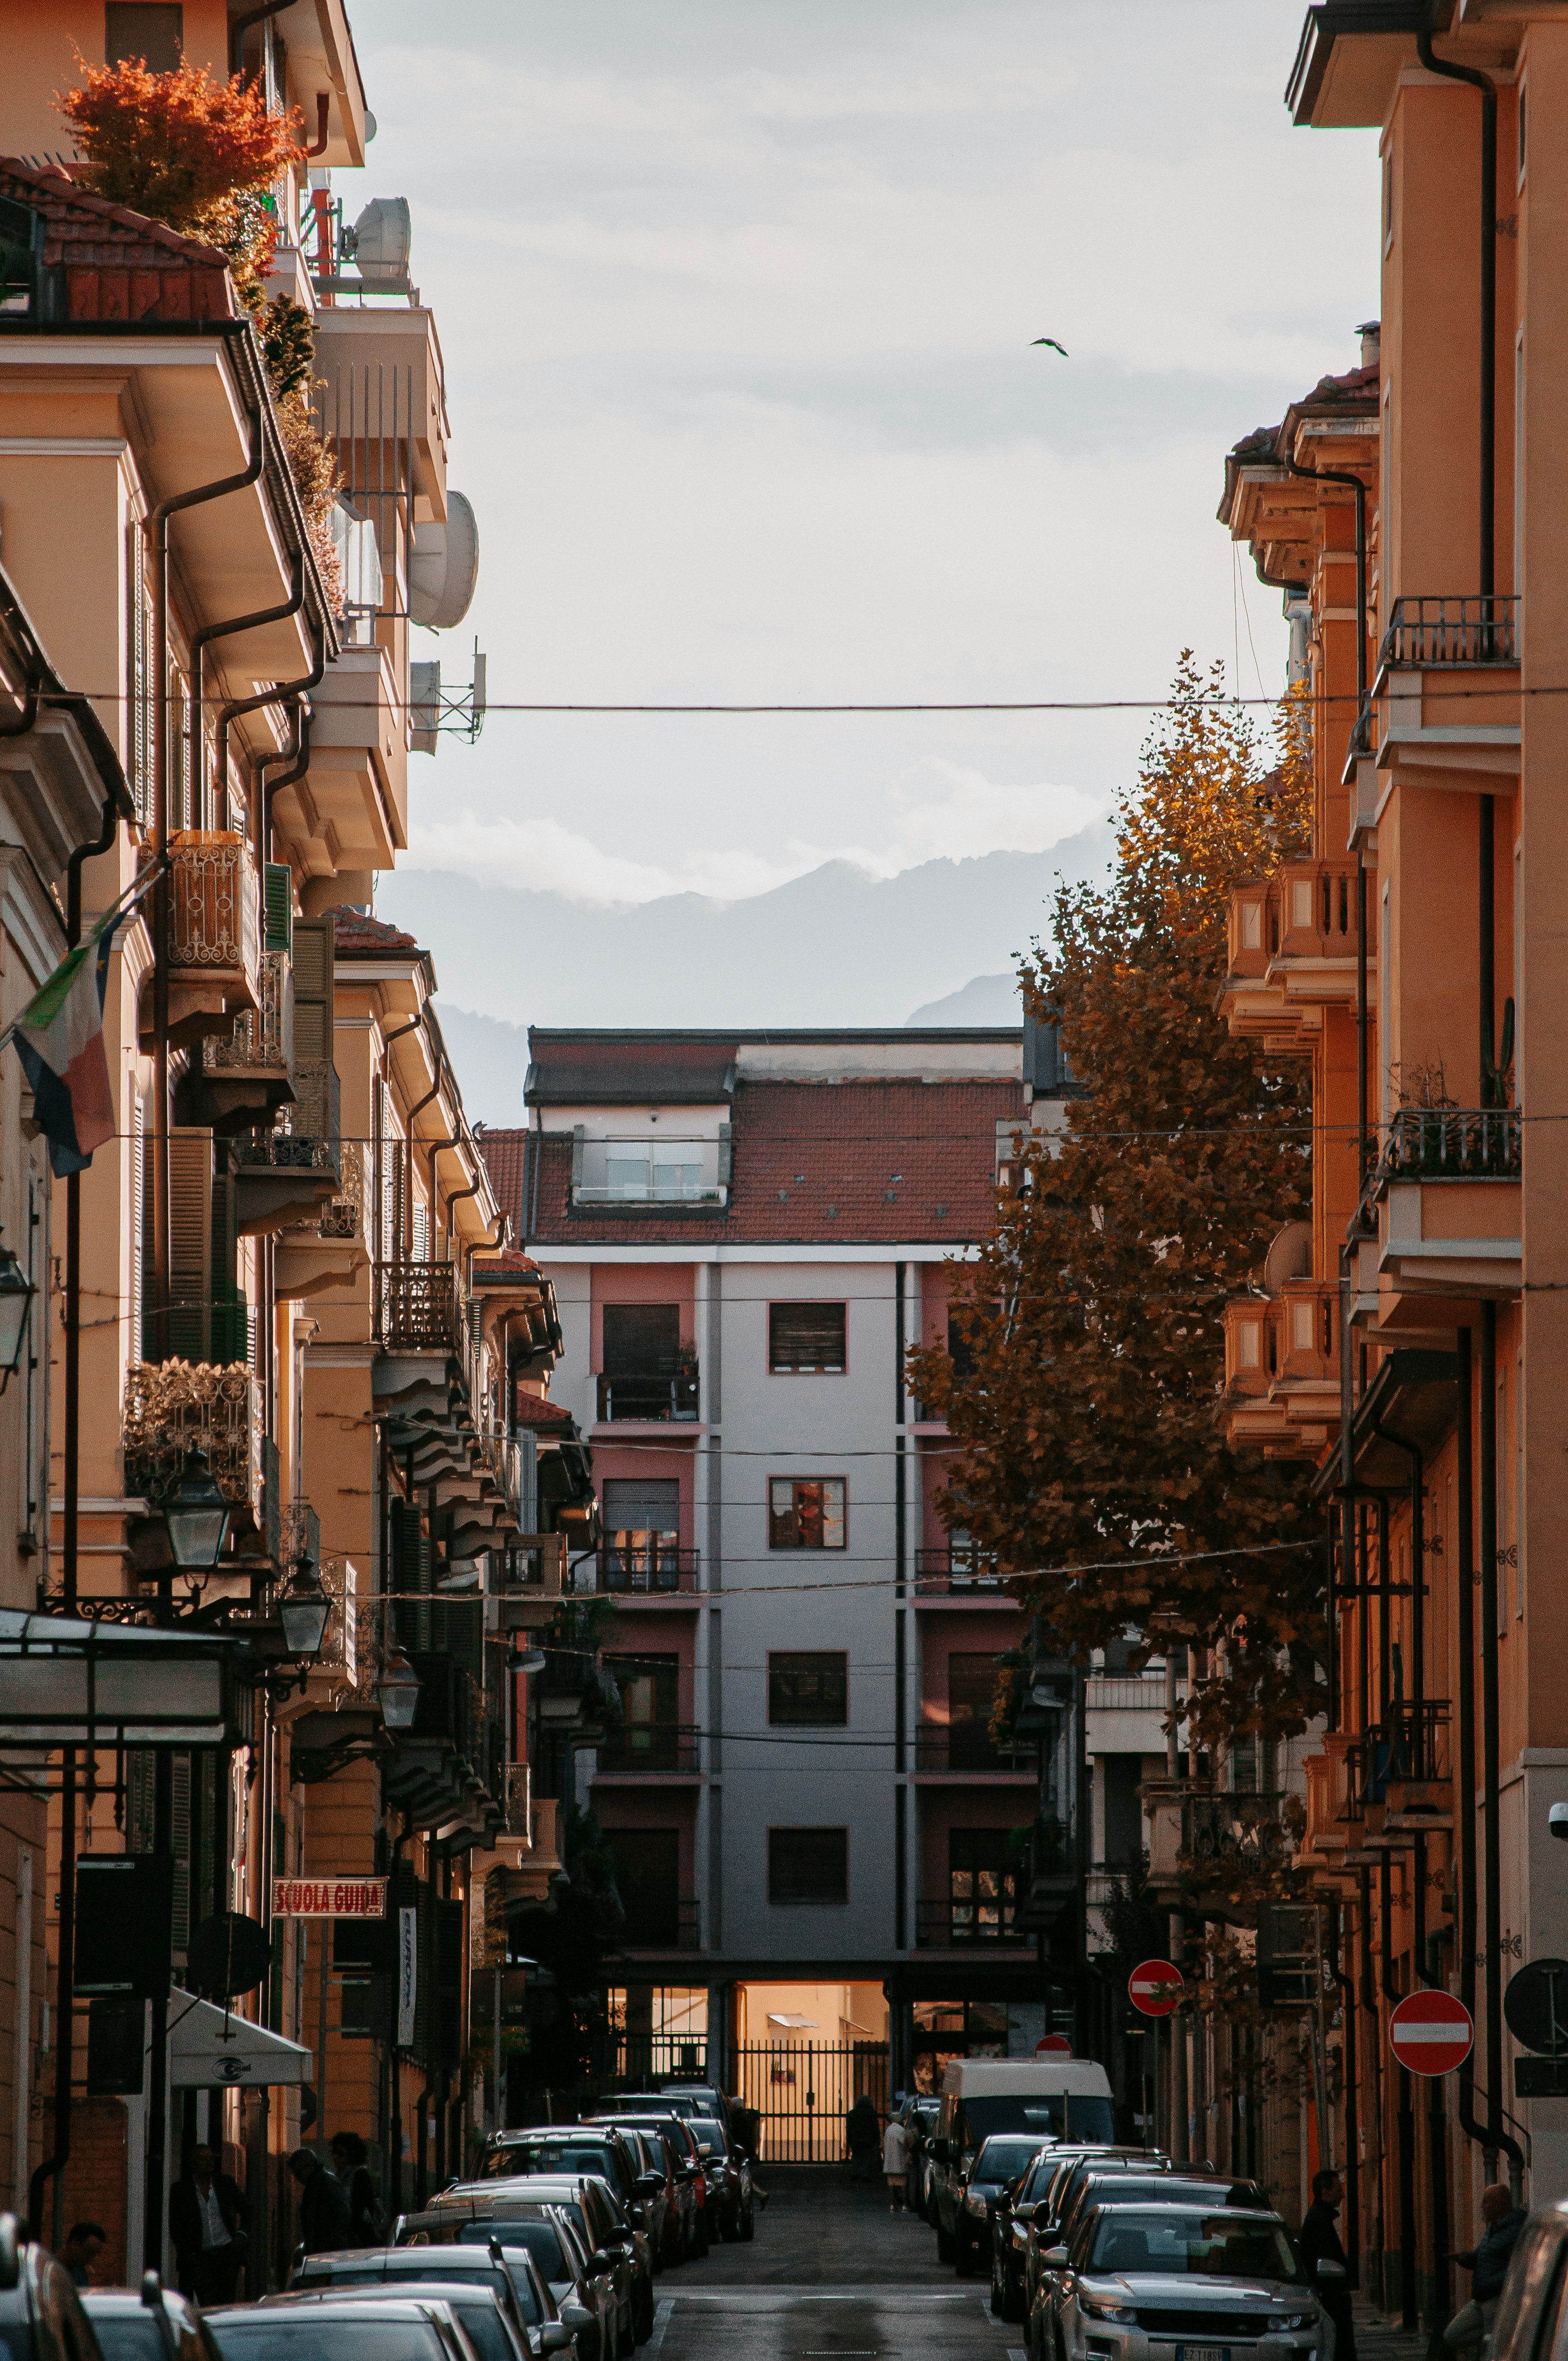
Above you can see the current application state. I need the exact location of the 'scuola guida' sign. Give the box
[271,1877,388,1919]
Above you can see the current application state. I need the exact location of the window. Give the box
[947,1653,1004,1769]
[603,1653,681,1768]
[574,1137,725,1205]
[768,1477,845,1549]
[600,1478,683,1590]
[948,1829,1018,1940]
[947,1306,979,1382]
[768,1652,847,1726]
[768,1826,847,1905]
[603,1303,681,1374]
[605,1828,682,1947]
[769,1300,846,1372]
[106,3,184,69]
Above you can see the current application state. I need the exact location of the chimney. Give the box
[1357,318,1381,369]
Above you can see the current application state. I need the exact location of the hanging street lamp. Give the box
[378,1645,421,1731]
[163,1446,232,1572]
[0,1230,36,1392]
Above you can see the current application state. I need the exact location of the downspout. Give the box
[146,385,265,1352]
[1455,1330,1494,2167]
[405,1056,447,1261]
[1328,1899,1361,2288]
[1479,1301,1524,2192]
[380,1013,426,1266]
[1370,1408,1423,2328]
[190,557,303,829]
[1415,21,1497,601]
[258,699,312,877]
[230,0,294,74]
[215,624,327,934]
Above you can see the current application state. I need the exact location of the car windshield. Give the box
[974,2138,1048,2184]
[88,2322,167,2361]
[209,2322,446,2361]
[489,2146,621,2188]
[1087,2214,1303,2284]
[454,2224,564,2284]
[964,2096,1114,2147]
[688,2121,727,2155]
[1068,2177,1205,2223]
[303,2300,512,2361]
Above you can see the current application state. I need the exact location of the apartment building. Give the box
[0,2,550,2283]
[1213,0,1568,2315]
[481,1025,1179,2141]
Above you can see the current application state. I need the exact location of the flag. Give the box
[11,894,138,1177]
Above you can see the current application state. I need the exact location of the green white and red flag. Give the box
[6,871,155,1176]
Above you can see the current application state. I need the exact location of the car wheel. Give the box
[636,2293,655,2343]
[990,2262,1005,2317]
[955,2228,978,2278]
[936,2219,957,2264]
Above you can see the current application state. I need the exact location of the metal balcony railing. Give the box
[1380,594,1519,667]
[621,1899,702,1952]
[503,1762,532,1839]
[375,1260,466,1354]
[122,1359,264,1518]
[597,1543,700,1595]
[166,829,260,978]
[1381,1106,1521,1184]
[307,1139,366,1242]
[914,1545,1003,1593]
[595,1372,700,1423]
[913,1726,1027,1773]
[203,948,293,1076]
[596,1723,700,1774]
[915,1895,1023,1946]
[1182,1790,1293,1873]
[1362,1700,1450,1800]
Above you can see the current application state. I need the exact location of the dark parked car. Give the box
[678,2116,754,2244]
[0,2224,106,2361]
[398,2186,638,2357]
[476,2133,641,2217]
[84,2286,226,2361]
[254,2284,566,2361]
[207,2298,479,2361]
[287,2242,561,2361]
[587,2113,707,2260]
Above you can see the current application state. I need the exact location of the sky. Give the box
[346,0,1381,927]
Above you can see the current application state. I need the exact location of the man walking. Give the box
[1299,2169,1355,2361]
[289,2145,353,2256]
[845,2095,880,2185]
[882,2112,910,2213]
[169,2144,249,2305]
[1446,2183,1527,2351]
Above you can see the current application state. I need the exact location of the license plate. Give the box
[1176,2346,1229,2361]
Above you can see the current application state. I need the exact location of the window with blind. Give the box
[768,1826,847,1906]
[768,1477,846,1550]
[768,1652,848,1726]
[602,1302,682,1375]
[769,1300,846,1373]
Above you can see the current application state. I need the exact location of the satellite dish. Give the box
[409,491,480,629]
[344,197,411,288]
[187,1912,271,2001]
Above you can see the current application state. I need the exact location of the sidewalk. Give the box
[1350,2292,1433,2361]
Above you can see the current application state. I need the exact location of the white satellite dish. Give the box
[409,490,479,629]
[342,197,411,288]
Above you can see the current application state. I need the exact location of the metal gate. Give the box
[734,2041,889,2164]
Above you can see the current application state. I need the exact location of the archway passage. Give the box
[733,1981,889,2164]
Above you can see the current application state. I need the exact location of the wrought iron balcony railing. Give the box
[914,1544,1003,1593]
[1181,1790,1293,1874]
[1380,594,1519,667]
[1380,1106,1521,1185]
[122,1358,264,1518]
[166,829,261,977]
[915,1895,1024,1947]
[503,1762,532,1839]
[595,1723,701,1774]
[203,948,292,1077]
[597,1543,700,1595]
[596,1371,700,1423]
[375,1259,466,1354]
[1361,1700,1450,1800]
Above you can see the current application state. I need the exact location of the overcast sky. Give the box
[351,0,1380,912]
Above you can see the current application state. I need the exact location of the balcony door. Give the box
[605,1651,681,1769]
[947,1654,1006,1769]
[602,1477,681,1589]
[948,1829,1018,1940]
[601,1304,694,1421]
[606,1826,681,1947]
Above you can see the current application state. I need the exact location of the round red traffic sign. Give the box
[1036,2035,1073,2056]
[1389,1990,1474,2077]
[1129,1959,1184,2017]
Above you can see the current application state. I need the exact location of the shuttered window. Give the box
[290,914,335,1061]
[263,864,293,954]
[166,1127,213,1362]
[769,1300,846,1373]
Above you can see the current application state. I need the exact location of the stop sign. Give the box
[1036,2034,1073,2056]
[1129,1959,1184,2017]
[1389,1990,1474,2077]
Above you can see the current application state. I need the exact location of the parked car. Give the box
[476,2131,643,2220]
[588,2111,708,2259]
[898,2097,941,2217]
[942,2133,1056,2277]
[84,2285,226,2361]
[0,2225,106,2361]
[288,2244,557,2361]
[208,2298,480,2361]
[1033,2203,1325,2361]
[610,2129,674,2266]
[392,2211,606,2361]
[1014,2156,1176,2321]
[928,2061,1116,2261]
[401,2179,647,2353]
[999,2168,1251,2326]
[1488,2197,1568,2361]
[678,2114,754,2243]
[256,2282,566,2361]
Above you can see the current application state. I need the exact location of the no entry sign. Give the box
[1129,1959,1184,2017]
[1389,1990,1474,2077]
[1036,2035,1073,2056]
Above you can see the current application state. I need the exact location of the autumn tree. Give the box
[909,657,1322,1744]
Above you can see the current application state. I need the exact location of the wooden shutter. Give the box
[167,1127,213,1362]
[264,864,294,955]
[130,1090,146,1362]
[210,1158,246,1363]
[290,915,335,1060]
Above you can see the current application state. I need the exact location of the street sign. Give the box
[271,1877,387,1919]
[1504,1959,1568,2056]
[1036,2035,1073,2055]
[1517,2057,1568,2100]
[1389,1990,1474,2077]
[1129,1959,1184,2017]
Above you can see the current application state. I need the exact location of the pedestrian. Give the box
[1446,2183,1527,2351]
[882,2113,909,2212]
[330,2132,383,2246]
[56,2223,106,2288]
[1299,2169,1356,2361]
[289,2145,353,2256]
[845,2094,880,2186]
[170,2142,249,2303]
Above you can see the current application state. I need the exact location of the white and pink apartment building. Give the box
[481,1026,1174,2093]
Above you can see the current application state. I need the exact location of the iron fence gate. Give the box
[734,2041,889,2163]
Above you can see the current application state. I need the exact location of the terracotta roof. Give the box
[484,1076,1021,1248]
[1293,360,1380,413]
[330,907,420,955]
[0,158,236,324]
[471,1248,543,1282]
[512,1392,575,1428]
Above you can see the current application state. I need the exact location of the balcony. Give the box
[1222,1280,1338,1460]
[1300,1733,1361,1869]
[274,1140,370,1299]
[122,1358,264,1529]
[596,1543,699,1596]
[913,1727,1033,1776]
[914,1546,1005,1595]
[617,1899,703,1953]
[199,948,294,1129]
[152,831,262,1051]
[915,1896,1025,1948]
[375,1259,466,1356]
[1380,594,1518,669]
[594,1724,701,1776]
[380,1651,503,1840]
[571,1133,730,1210]
[235,1061,342,1235]
[596,1371,699,1423]
[1361,1701,1452,1846]
[1221,860,1369,1048]
[494,1537,566,1631]
[1145,1782,1296,1919]
[1366,1108,1522,1301]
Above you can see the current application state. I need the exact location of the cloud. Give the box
[404,762,1106,906]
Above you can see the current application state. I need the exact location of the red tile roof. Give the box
[330,908,420,955]
[0,158,237,323]
[483,1076,1020,1248]
[512,1392,575,1428]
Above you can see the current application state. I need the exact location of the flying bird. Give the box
[1032,337,1069,356]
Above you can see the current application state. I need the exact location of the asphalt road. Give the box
[651,2179,1019,2361]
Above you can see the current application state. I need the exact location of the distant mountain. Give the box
[431,1004,530,1128]
[379,827,1111,1038]
[905,971,1022,1026]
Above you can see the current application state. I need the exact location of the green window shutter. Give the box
[291,915,335,1060]
[168,1127,213,1362]
[209,1160,247,1363]
[264,863,294,955]
[390,1501,432,1653]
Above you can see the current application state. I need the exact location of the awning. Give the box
[0,1610,251,1747]
[169,1991,312,2088]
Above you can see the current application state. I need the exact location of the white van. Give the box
[931,2059,1116,2268]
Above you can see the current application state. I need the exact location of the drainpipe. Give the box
[1370,1409,1424,2322]
[1328,1899,1361,2287]
[190,557,303,829]
[1416,21,1496,602]
[1455,1332,1497,2170]
[405,1056,448,1260]
[230,0,294,74]
[215,627,327,941]
[146,388,265,1351]
[258,700,312,877]
[1478,1303,1525,2195]
[425,1136,463,1253]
